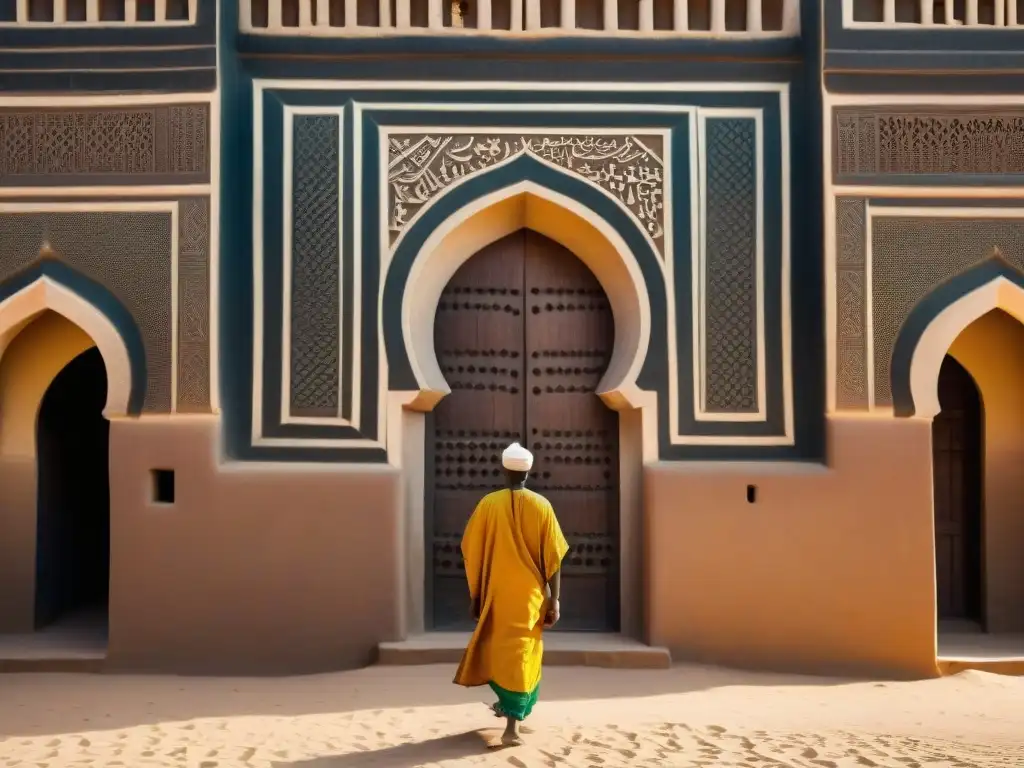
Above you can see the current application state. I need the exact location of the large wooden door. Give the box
[932,355,983,623]
[429,229,620,632]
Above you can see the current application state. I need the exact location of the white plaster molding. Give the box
[0,92,215,107]
[0,184,212,199]
[909,276,1024,420]
[280,105,351,428]
[399,182,653,416]
[0,277,132,417]
[694,108,767,423]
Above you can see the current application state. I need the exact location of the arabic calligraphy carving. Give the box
[387,134,665,255]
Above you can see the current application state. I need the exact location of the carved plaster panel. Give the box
[835,198,869,411]
[871,216,1024,407]
[0,105,209,186]
[835,108,1024,181]
[387,134,666,256]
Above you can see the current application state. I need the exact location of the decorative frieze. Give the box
[0,105,210,186]
[387,133,666,255]
[835,108,1024,181]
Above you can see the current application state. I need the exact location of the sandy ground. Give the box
[0,664,1022,767]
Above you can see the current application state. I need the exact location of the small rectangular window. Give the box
[152,469,175,504]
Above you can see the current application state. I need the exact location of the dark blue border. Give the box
[823,0,1024,75]
[891,259,1024,417]
[0,260,147,415]
[225,79,818,462]
[672,110,785,438]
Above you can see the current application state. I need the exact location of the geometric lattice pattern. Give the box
[703,118,758,414]
[176,197,212,413]
[0,105,209,185]
[289,114,341,417]
[871,216,1024,406]
[835,198,868,411]
[835,108,1024,181]
[388,133,665,255]
[0,211,173,412]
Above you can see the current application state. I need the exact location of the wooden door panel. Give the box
[431,233,526,630]
[429,228,620,632]
[524,230,619,632]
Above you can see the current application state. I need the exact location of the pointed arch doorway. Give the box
[427,229,620,632]
[931,355,983,626]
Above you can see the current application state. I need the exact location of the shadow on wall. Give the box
[0,663,856,738]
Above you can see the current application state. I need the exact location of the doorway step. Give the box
[0,613,106,673]
[938,628,1024,677]
[378,633,670,669]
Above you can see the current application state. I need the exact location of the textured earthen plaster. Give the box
[644,415,939,679]
[106,417,403,674]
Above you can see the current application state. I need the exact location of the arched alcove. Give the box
[386,184,656,640]
[0,310,113,640]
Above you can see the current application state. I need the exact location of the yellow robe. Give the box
[454,487,569,694]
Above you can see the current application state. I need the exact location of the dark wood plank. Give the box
[430,232,526,630]
[523,230,620,632]
[429,228,620,632]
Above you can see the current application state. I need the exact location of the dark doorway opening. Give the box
[35,346,110,633]
[932,354,984,626]
[428,229,620,633]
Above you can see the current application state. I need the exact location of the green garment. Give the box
[489,680,540,721]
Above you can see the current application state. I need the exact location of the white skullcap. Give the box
[501,442,534,472]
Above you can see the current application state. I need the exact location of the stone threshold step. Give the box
[938,658,1024,677]
[378,632,671,669]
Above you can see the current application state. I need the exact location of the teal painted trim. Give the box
[671,107,786,438]
[890,259,1024,418]
[0,260,147,415]
[238,56,799,84]
[256,96,379,443]
[278,87,783,110]
[239,33,800,58]
[825,72,1024,94]
[824,0,1024,59]
[226,82,818,462]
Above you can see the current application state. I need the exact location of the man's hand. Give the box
[543,599,560,628]
[470,596,481,621]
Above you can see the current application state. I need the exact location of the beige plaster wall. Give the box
[0,312,95,632]
[645,415,939,679]
[106,417,403,674]
[948,309,1024,633]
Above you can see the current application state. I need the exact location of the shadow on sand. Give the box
[275,729,505,767]
[0,663,860,739]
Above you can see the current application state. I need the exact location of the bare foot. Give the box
[501,717,523,746]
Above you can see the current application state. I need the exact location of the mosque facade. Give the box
[0,0,1022,677]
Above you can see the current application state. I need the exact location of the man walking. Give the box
[453,442,569,746]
